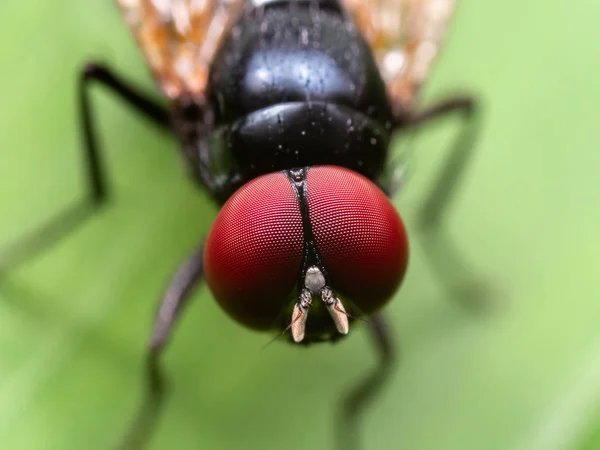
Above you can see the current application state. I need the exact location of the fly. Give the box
[1,1,480,449]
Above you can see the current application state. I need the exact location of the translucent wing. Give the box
[343,0,456,110]
[116,0,244,99]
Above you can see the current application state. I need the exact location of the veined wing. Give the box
[116,0,245,99]
[343,0,456,110]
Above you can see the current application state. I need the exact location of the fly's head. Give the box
[204,166,409,344]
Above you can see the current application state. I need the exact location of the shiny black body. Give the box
[178,0,394,202]
[0,0,480,447]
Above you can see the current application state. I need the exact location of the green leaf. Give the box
[1,1,599,449]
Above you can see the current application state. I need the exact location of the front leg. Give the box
[0,62,171,272]
[399,96,479,230]
[119,244,206,449]
[392,96,490,310]
[336,313,396,450]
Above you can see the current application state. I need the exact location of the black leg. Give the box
[119,353,167,450]
[0,62,171,272]
[399,96,491,311]
[399,96,479,230]
[417,227,491,311]
[148,244,206,352]
[119,244,205,450]
[336,313,396,450]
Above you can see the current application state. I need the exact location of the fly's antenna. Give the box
[262,320,294,350]
[332,304,372,326]
[262,300,309,350]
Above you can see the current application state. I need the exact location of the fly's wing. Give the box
[116,0,245,99]
[343,0,456,110]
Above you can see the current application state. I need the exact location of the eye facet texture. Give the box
[306,166,409,314]
[205,166,409,331]
[204,172,304,329]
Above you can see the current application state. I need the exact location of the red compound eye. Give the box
[204,172,303,330]
[306,166,409,314]
[205,166,408,332]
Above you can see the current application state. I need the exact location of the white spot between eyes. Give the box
[305,266,326,293]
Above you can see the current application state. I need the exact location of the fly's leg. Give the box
[400,96,479,229]
[79,63,171,201]
[0,62,171,272]
[395,96,490,310]
[120,244,205,450]
[336,313,396,450]
[148,244,206,353]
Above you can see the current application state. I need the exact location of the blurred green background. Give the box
[1,1,600,449]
